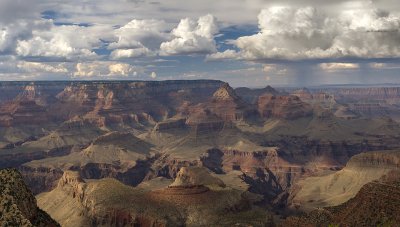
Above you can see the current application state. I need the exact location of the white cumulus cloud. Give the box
[213,5,400,61]
[17,61,68,73]
[160,14,219,56]
[110,47,154,59]
[73,61,139,77]
[15,23,105,60]
[109,19,170,59]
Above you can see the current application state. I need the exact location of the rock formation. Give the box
[0,168,59,227]
[0,81,400,224]
[289,150,400,211]
[37,170,273,227]
[283,175,400,227]
[258,94,313,119]
[235,85,280,104]
[169,166,225,188]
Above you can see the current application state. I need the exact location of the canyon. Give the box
[0,80,400,226]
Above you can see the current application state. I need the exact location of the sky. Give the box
[0,0,400,87]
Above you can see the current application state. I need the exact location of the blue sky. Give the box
[0,0,399,87]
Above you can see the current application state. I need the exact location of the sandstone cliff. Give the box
[283,176,400,227]
[290,150,400,211]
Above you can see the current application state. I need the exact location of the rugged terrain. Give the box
[283,174,400,226]
[0,168,59,227]
[0,80,400,226]
[37,167,272,226]
[289,150,400,211]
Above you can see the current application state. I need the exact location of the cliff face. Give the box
[334,87,400,101]
[283,177,400,227]
[298,87,400,120]
[0,83,66,126]
[0,169,59,227]
[257,94,313,119]
[54,81,222,126]
[290,150,400,211]
[0,80,224,128]
[235,85,280,104]
[184,83,257,124]
[20,131,155,194]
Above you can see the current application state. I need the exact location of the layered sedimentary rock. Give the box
[38,170,273,227]
[333,87,400,102]
[0,99,48,127]
[0,169,59,227]
[334,106,359,119]
[189,83,257,122]
[258,94,313,119]
[154,118,186,131]
[168,166,226,188]
[0,83,66,127]
[235,85,280,104]
[290,150,400,211]
[21,131,155,193]
[283,177,400,227]
[55,80,224,126]
[0,81,400,223]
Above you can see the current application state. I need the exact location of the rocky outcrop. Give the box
[0,83,66,126]
[258,94,313,119]
[334,106,359,119]
[169,166,225,188]
[289,150,400,211]
[38,170,273,227]
[55,80,224,126]
[154,118,186,131]
[0,169,59,227]
[235,85,281,104]
[184,83,257,125]
[19,166,64,195]
[334,87,400,101]
[349,103,391,117]
[283,177,400,227]
[346,150,400,168]
[208,83,257,122]
[291,88,336,106]
[0,82,65,105]
[0,100,49,127]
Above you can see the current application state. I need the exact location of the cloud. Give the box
[108,19,170,59]
[108,63,138,76]
[319,63,360,71]
[213,5,400,61]
[0,20,47,53]
[0,0,39,24]
[0,16,109,61]
[15,23,105,60]
[150,71,157,79]
[160,14,219,56]
[73,61,139,77]
[17,61,68,73]
[369,63,386,69]
[110,15,220,58]
[206,50,239,61]
[110,47,154,59]
[369,62,400,69]
[262,64,289,75]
